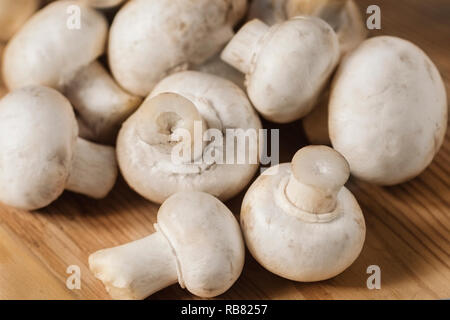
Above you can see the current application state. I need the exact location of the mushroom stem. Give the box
[285,146,350,214]
[88,230,179,300]
[66,137,118,198]
[221,19,270,74]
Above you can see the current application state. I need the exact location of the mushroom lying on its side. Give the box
[117,71,262,204]
[222,16,339,123]
[3,1,141,144]
[241,145,366,281]
[108,0,247,97]
[329,36,448,185]
[0,86,118,211]
[248,0,367,56]
[89,191,245,299]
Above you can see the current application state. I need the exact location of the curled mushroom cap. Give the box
[117,71,262,204]
[89,191,245,299]
[3,1,108,90]
[241,145,365,281]
[248,0,366,56]
[221,16,340,123]
[0,0,40,42]
[0,86,118,210]
[329,36,448,185]
[108,0,247,96]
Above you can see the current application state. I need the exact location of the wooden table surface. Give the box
[0,0,449,300]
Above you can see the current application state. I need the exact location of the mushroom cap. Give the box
[247,16,339,123]
[117,71,262,204]
[0,0,40,42]
[3,0,108,90]
[241,163,365,281]
[109,0,247,96]
[0,86,78,210]
[157,191,245,298]
[329,36,448,185]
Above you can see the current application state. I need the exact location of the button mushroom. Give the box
[221,16,340,123]
[248,0,367,56]
[89,191,245,299]
[108,0,247,97]
[241,145,366,281]
[2,1,141,144]
[117,71,262,204]
[329,36,448,185]
[0,86,118,210]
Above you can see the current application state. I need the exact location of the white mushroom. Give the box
[108,0,247,96]
[0,86,118,211]
[248,0,367,56]
[3,1,141,143]
[241,145,366,281]
[89,191,245,299]
[221,16,340,123]
[117,71,262,204]
[0,0,40,43]
[329,36,448,185]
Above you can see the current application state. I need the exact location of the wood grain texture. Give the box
[0,0,448,300]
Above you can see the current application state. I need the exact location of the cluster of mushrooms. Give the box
[0,0,447,300]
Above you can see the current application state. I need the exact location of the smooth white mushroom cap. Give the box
[117,71,262,204]
[158,192,245,297]
[0,0,40,42]
[329,36,448,185]
[108,0,247,96]
[0,86,77,210]
[241,146,365,281]
[3,1,108,90]
[222,16,339,123]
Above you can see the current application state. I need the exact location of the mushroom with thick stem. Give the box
[241,145,365,281]
[0,0,40,43]
[221,16,340,123]
[0,86,118,211]
[89,191,245,299]
[248,0,367,56]
[108,0,248,97]
[117,71,262,204]
[2,1,141,144]
[329,36,448,185]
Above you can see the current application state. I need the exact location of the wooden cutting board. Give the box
[0,0,449,300]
